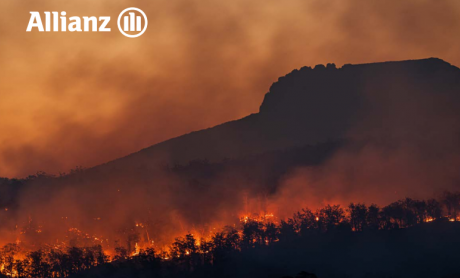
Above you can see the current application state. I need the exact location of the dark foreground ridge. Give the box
[36,193,460,278]
[93,58,460,174]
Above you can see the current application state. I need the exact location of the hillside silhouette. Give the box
[92,58,460,175]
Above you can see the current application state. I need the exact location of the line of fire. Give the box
[0,189,458,277]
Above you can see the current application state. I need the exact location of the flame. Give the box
[239,212,277,224]
[0,193,457,277]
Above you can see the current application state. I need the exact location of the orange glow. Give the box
[1,0,460,178]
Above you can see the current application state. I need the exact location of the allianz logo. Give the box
[26,7,148,38]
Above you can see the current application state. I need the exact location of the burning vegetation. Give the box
[0,191,458,277]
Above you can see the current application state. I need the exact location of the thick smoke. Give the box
[1,0,460,177]
[1,0,460,255]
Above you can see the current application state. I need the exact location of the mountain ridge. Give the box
[91,57,460,173]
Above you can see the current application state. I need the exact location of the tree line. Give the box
[0,191,459,278]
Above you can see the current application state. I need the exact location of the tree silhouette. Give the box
[366,204,381,230]
[293,208,317,235]
[442,191,460,220]
[348,203,367,231]
[426,198,442,220]
[241,220,262,248]
[264,222,279,244]
[317,205,345,231]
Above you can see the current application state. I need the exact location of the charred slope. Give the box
[92,58,460,174]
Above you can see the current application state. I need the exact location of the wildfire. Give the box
[0,191,458,278]
[239,212,277,224]
[132,243,140,256]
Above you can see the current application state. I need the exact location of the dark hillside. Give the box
[94,58,460,175]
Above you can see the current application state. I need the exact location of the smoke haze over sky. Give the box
[1,0,460,177]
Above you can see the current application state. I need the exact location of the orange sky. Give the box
[1,0,460,178]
